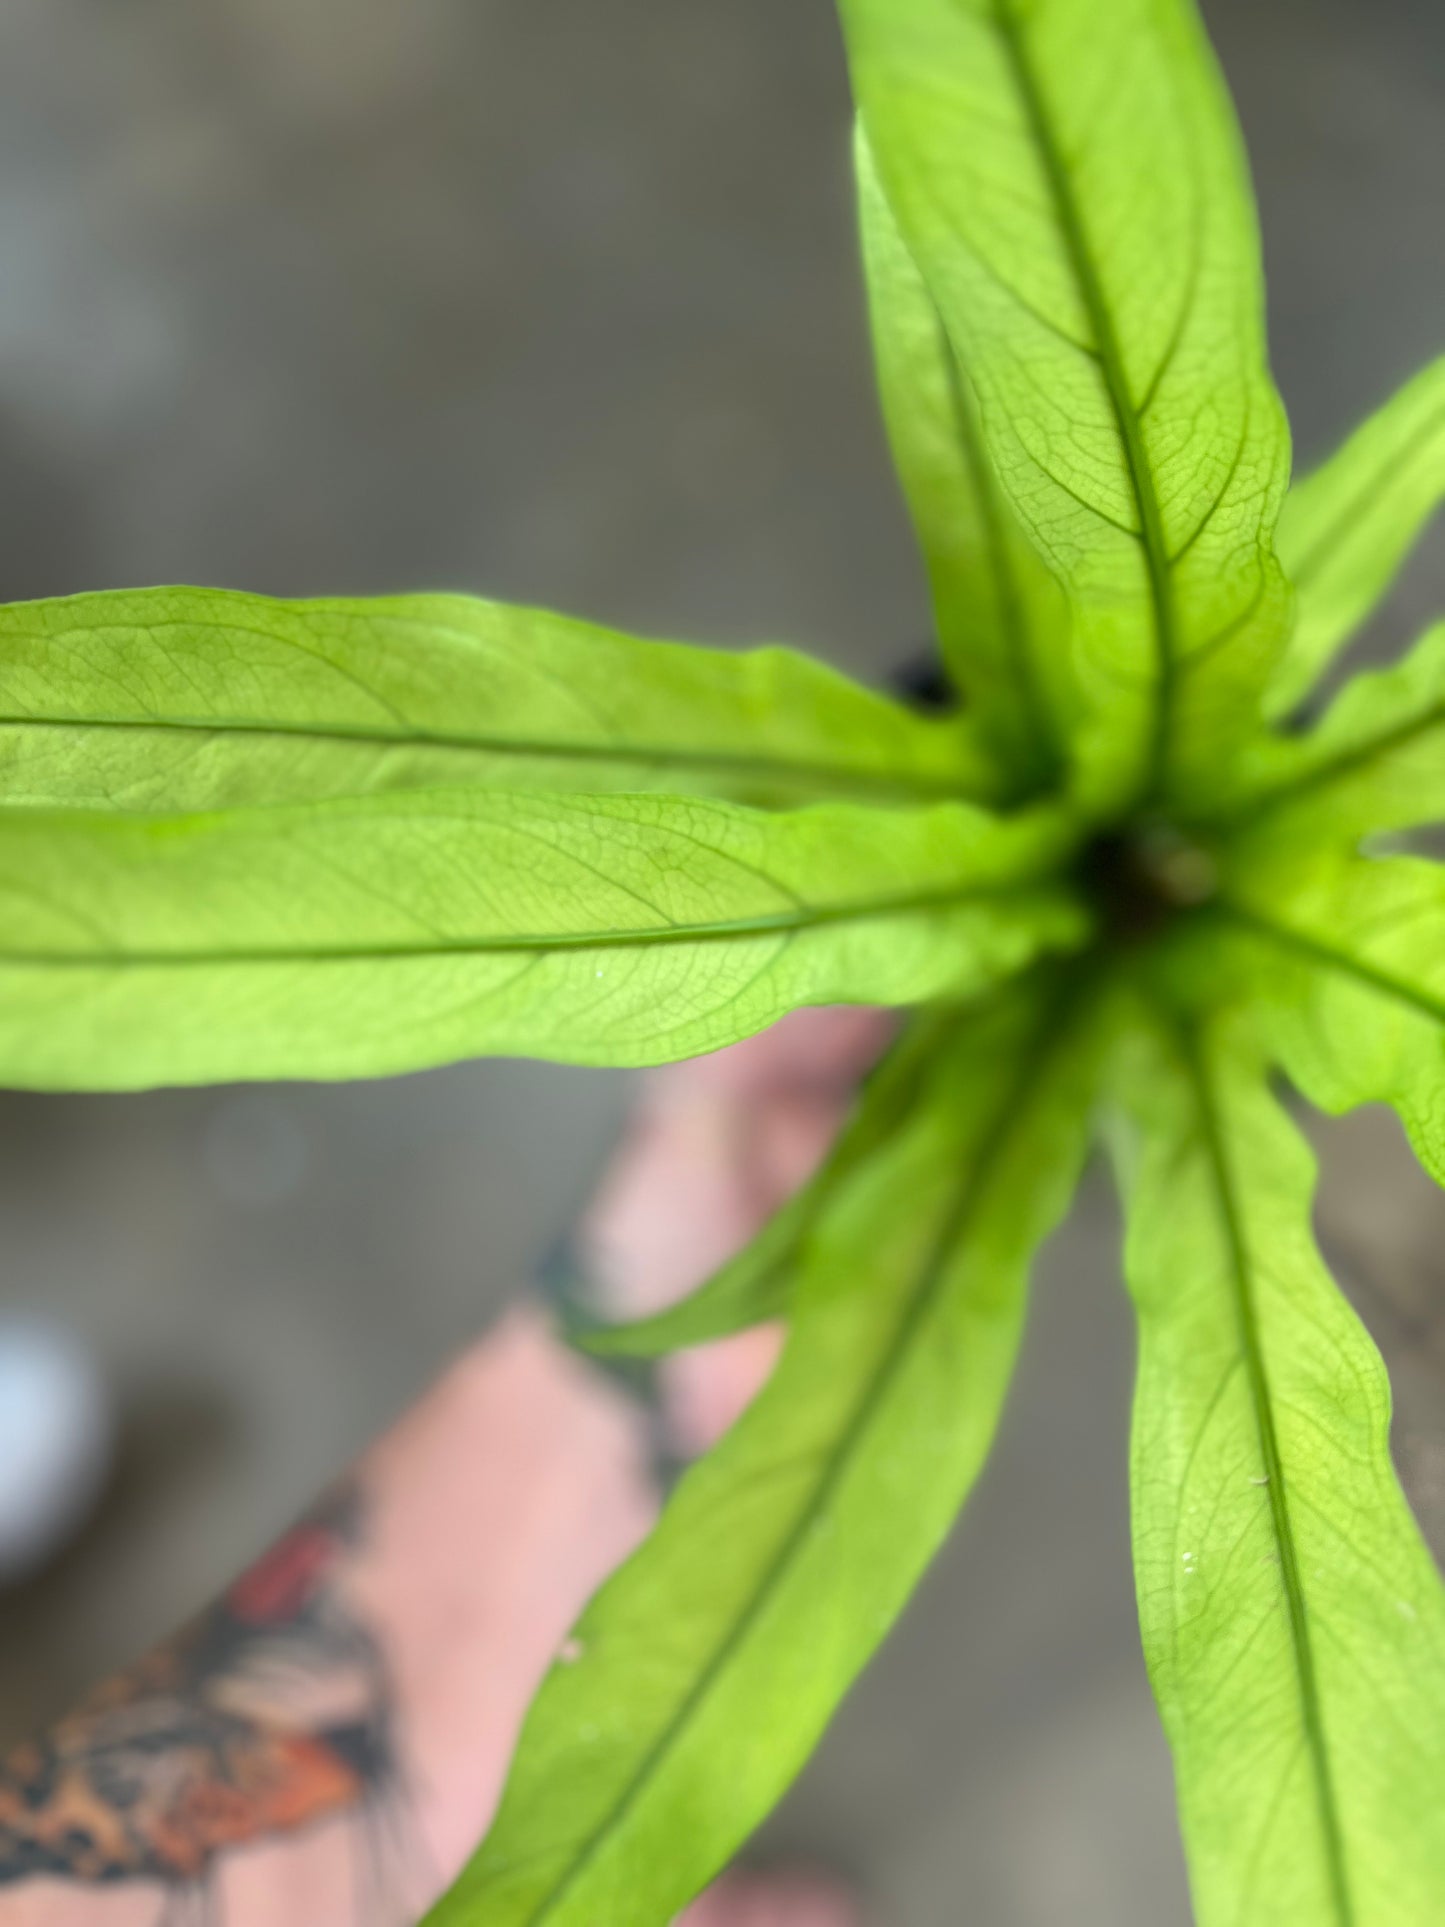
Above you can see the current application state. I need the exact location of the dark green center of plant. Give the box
[1078,824,1219,944]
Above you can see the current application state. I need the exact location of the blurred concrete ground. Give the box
[0,0,1442,1920]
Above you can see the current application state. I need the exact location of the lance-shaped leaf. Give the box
[1271,354,1445,717]
[425,977,1100,1927]
[1214,845,1445,1188]
[856,125,1069,793]
[0,586,987,814]
[1211,622,1445,845]
[578,1009,950,1358]
[839,0,1292,811]
[1112,1012,1445,1926]
[0,789,1086,1092]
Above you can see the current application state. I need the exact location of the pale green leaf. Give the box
[426,976,1100,1927]
[1271,354,1445,717]
[0,790,1086,1091]
[1217,843,1445,1184]
[577,1009,950,1357]
[838,0,1291,811]
[1214,622,1445,844]
[1214,844,1445,1187]
[855,124,1069,792]
[0,586,986,813]
[1112,1011,1445,1926]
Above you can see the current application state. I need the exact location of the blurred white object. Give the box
[0,1317,113,1584]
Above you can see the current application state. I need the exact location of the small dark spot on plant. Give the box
[1078,824,1220,943]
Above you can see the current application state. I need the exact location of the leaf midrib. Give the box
[1177,1023,1354,1927]
[1230,697,1445,825]
[500,983,1081,1925]
[0,710,969,806]
[1217,898,1445,1027]
[988,0,1179,802]
[0,879,1051,971]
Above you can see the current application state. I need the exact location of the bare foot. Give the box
[581,1006,889,1454]
[680,1867,861,1927]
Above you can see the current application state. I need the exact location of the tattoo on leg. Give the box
[0,1483,413,1920]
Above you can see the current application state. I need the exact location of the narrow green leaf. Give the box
[426,976,1100,1927]
[855,124,1069,792]
[0,586,986,813]
[1214,846,1445,1187]
[1213,622,1445,843]
[839,0,1292,811]
[1112,1011,1445,1925]
[1271,354,1445,717]
[577,1009,951,1357]
[0,790,1086,1091]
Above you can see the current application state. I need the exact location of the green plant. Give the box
[6,0,1445,1918]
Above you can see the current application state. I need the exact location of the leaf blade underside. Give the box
[1212,621,1445,845]
[838,0,1291,812]
[0,789,1086,1090]
[1112,1012,1445,1926]
[0,586,987,814]
[1271,353,1445,717]
[855,123,1069,791]
[1215,844,1445,1187]
[425,977,1101,1927]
